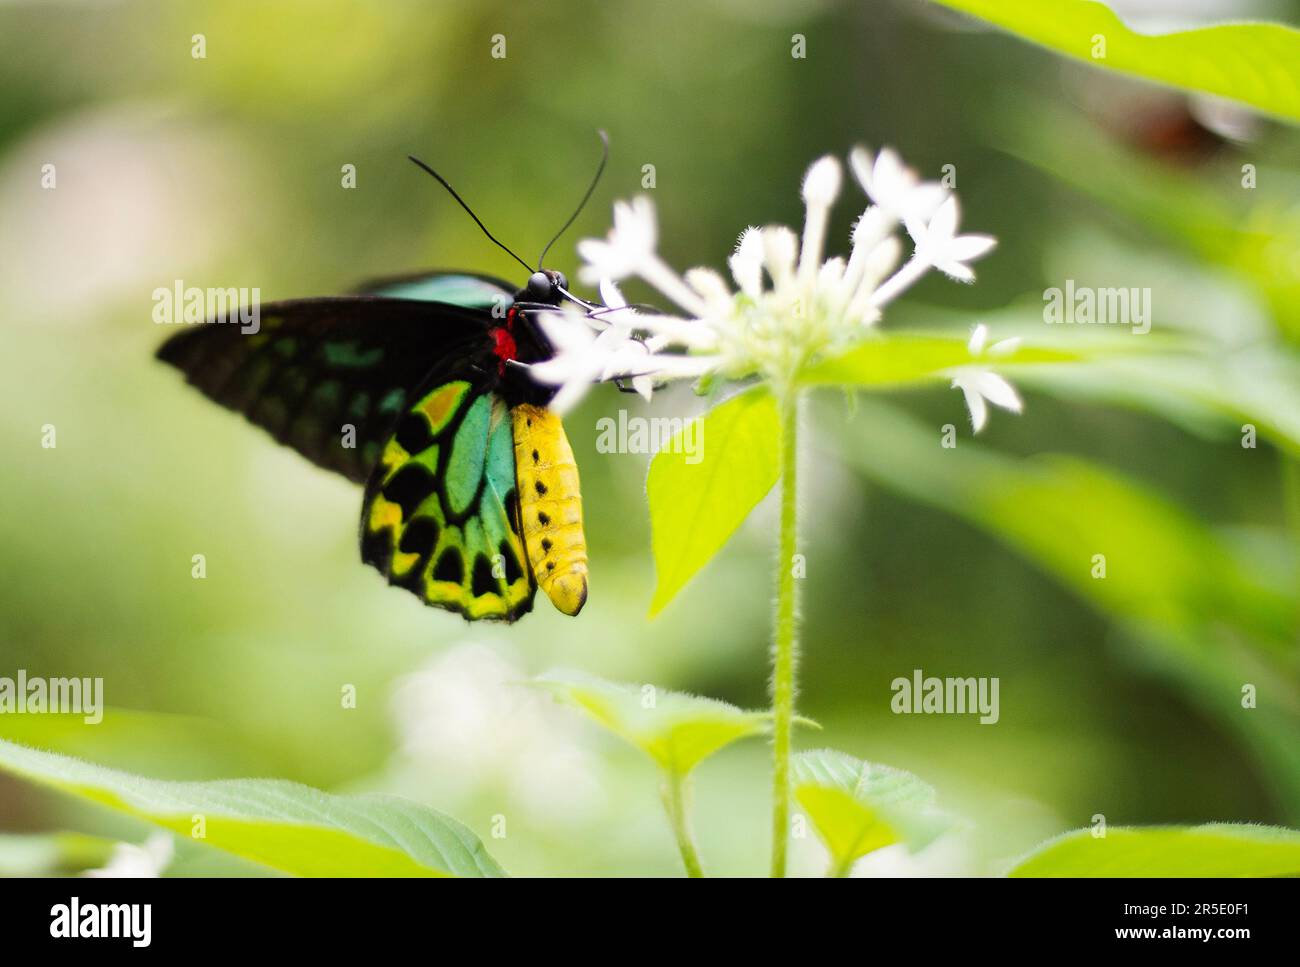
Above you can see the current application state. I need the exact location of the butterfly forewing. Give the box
[353,270,517,311]
[156,297,493,483]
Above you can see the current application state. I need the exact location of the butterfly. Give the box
[157,145,615,623]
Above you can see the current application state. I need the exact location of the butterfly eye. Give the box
[554,271,569,292]
[526,271,552,297]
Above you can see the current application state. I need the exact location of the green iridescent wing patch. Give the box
[360,379,534,622]
[157,297,494,483]
[354,271,516,312]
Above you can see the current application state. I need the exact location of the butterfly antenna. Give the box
[407,155,534,275]
[537,129,609,270]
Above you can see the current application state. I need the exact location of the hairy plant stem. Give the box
[770,389,802,877]
[662,770,705,877]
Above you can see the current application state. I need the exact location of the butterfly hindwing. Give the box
[360,377,535,622]
[156,296,498,483]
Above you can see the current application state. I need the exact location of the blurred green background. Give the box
[1,0,1297,876]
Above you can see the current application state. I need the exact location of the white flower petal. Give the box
[576,239,622,285]
[935,259,976,283]
[802,155,842,207]
[684,266,733,308]
[817,256,845,291]
[614,196,657,253]
[577,196,658,285]
[946,234,997,263]
[861,236,901,290]
[539,311,595,354]
[953,377,988,433]
[599,277,627,310]
[851,208,892,256]
[967,323,988,354]
[873,148,908,198]
[762,226,798,285]
[547,378,592,416]
[927,196,960,243]
[729,227,764,298]
[848,145,875,196]
[972,371,1022,413]
[907,184,949,222]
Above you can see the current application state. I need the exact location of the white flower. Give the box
[913,196,998,283]
[83,832,173,878]
[949,324,1023,433]
[530,282,684,414]
[849,145,948,240]
[575,196,657,284]
[527,146,1002,417]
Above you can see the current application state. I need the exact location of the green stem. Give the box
[662,770,705,878]
[828,854,855,878]
[770,390,802,878]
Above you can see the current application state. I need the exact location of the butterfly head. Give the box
[523,269,569,307]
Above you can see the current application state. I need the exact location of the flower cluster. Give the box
[529,146,1021,432]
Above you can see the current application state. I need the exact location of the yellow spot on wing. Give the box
[419,381,470,435]
[369,496,401,532]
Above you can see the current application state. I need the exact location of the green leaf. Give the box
[997,104,1300,341]
[836,399,1296,646]
[834,399,1300,810]
[1014,349,1300,458]
[0,832,117,876]
[930,0,1300,123]
[646,385,781,615]
[534,671,769,775]
[792,749,952,875]
[800,331,1086,389]
[0,738,505,877]
[1009,824,1300,877]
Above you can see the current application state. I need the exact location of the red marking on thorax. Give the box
[491,306,519,373]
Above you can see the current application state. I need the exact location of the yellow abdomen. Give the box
[512,404,588,616]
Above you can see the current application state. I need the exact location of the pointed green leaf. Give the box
[646,385,780,615]
[801,332,1081,389]
[930,0,1300,123]
[1009,824,1300,877]
[535,671,769,775]
[792,749,952,874]
[0,738,505,877]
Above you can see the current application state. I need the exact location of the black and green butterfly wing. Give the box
[158,272,538,621]
[359,375,534,622]
[353,270,517,311]
[156,274,515,483]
